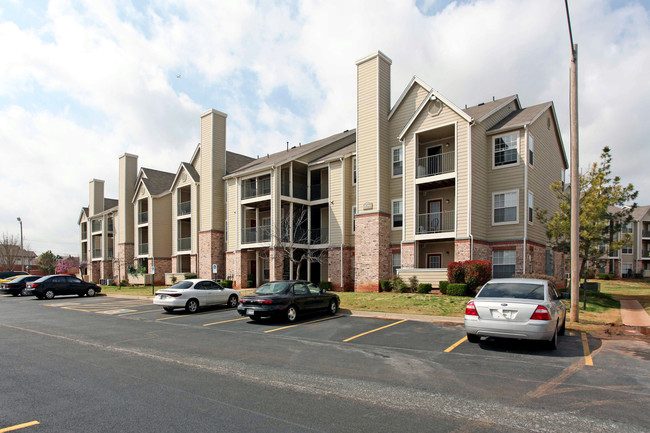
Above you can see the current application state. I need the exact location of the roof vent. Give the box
[478,102,485,106]
[493,96,495,101]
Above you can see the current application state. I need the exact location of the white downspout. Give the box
[523,126,529,275]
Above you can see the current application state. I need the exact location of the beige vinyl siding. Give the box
[199,112,226,232]
[378,58,392,214]
[151,194,172,258]
[329,160,343,245]
[344,155,356,246]
[486,128,525,240]
[356,57,379,214]
[226,179,238,251]
[171,188,178,255]
[402,105,469,242]
[526,109,567,245]
[470,101,519,240]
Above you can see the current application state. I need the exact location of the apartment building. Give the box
[598,205,650,278]
[79,50,567,290]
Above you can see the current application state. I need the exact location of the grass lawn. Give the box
[100,285,160,296]
[337,292,471,316]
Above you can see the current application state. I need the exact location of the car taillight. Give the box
[530,305,551,320]
[261,300,273,304]
[168,293,182,297]
[31,283,39,289]
[465,300,478,316]
[239,299,245,303]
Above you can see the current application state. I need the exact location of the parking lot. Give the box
[1,293,649,432]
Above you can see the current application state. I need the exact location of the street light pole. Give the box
[17,217,24,272]
[565,0,580,322]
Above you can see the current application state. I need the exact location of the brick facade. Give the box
[354,213,391,292]
[327,247,355,291]
[150,258,171,285]
[90,261,101,283]
[401,242,415,269]
[198,230,225,280]
[100,260,112,280]
[116,243,134,282]
[226,250,254,289]
[269,248,284,281]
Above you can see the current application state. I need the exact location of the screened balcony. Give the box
[91,220,102,233]
[242,176,271,199]
[241,225,271,244]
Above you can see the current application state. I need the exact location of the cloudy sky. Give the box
[1,0,648,256]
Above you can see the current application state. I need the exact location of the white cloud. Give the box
[0,0,648,255]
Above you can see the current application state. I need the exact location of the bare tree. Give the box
[270,207,326,280]
[0,233,20,270]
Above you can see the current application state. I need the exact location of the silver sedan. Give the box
[153,279,240,313]
[464,278,567,350]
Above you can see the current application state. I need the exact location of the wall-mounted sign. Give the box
[363,202,373,211]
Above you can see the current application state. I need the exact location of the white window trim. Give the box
[492,131,520,170]
[528,191,534,224]
[352,157,357,185]
[528,133,534,167]
[391,199,403,230]
[622,247,633,255]
[492,189,519,226]
[391,146,403,178]
[492,249,517,277]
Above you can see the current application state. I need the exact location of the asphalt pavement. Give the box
[1,294,649,433]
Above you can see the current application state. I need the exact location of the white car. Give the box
[153,279,240,313]
[464,278,567,350]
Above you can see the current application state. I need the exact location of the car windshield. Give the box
[34,276,50,283]
[254,282,291,295]
[169,281,193,289]
[477,283,545,300]
[11,276,28,283]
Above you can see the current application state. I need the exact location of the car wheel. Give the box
[163,307,174,312]
[545,324,558,350]
[227,295,238,308]
[86,287,96,297]
[558,315,566,336]
[185,299,199,313]
[44,290,55,300]
[466,333,480,343]
[21,289,27,296]
[286,305,298,322]
[328,299,338,315]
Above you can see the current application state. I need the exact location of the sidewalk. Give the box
[619,300,650,327]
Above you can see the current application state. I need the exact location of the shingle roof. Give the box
[226,151,255,174]
[631,205,650,221]
[141,168,175,196]
[82,207,88,217]
[463,95,518,120]
[487,102,551,133]
[308,141,356,164]
[104,198,118,210]
[227,130,356,177]
[180,162,200,183]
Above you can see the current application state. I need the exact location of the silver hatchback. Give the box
[464,278,567,350]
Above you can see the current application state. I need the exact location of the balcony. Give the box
[243,177,271,199]
[416,210,455,234]
[92,248,102,259]
[138,243,149,255]
[81,253,88,262]
[281,182,290,196]
[241,225,271,244]
[177,237,191,251]
[138,212,148,225]
[643,230,650,238]
[310,184,328,201]
[293,184,308,200]
[642,251,650,258]
[416,151,455,178]
[107,248,114,259]
[177,201,191,216]
[107,221,114,233]
[309,228,328,245]
[91,220,102,233]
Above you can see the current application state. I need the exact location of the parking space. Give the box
[5,294,595,365]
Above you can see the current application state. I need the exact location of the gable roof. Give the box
[388,76,431,121]
[463,95,520,122]
[77,207,89,225]
[104,198,118,211]
[308,141,356,165]
[170,162,200,191]
[631,205,650,221]
[397,88,472,141]
[225,129,356,178]
[226,151,255,174]
[136,167,175,198]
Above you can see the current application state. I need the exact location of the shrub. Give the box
[390,275,407,293]
[447,283,468,296]
[417,283,432,294]
[598,273,610,280]
[380,280,392,292]
[246,280,254,288]
[108,280,118,286]
[128,265,136,276]
[408,276,419,293]
[447,262,465,284]
[319,281,332,291]
[171,276,177,284]
[221,280,233,288]
[438,280,449,294]
[120,280,129,287]
[184,273,197,280]
[464,261,492,293]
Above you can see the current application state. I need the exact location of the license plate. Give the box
[246,309,254,316]
[159,294,167,299]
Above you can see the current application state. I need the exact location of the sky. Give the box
[1,0,649,256]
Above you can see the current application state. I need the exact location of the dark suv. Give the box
[24,275,101,300]
[0,275,41,296]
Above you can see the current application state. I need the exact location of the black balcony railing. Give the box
[177,201,191,216]
[416,151,455,178]
[243,178,271,199]
[241,226,271,244]
[643,230,650,238]
[416,210,455,234]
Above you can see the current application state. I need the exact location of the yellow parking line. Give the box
[444,336,468,353]
[155,311,214,321]
[118,309,162,316]
[60,307,93,312]
[581,333,593,366]
[0,420,40,432]
[203,317,249,326]
[264,315,343,333]
[343,319,408,342]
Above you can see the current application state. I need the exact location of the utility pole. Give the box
[17,217,24,272]
[566,0,580,322]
